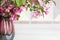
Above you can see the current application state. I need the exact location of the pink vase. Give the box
[0,19,15,40]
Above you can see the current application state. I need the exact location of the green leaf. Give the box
[45,0,49,4]
[40,7,44,13]
[4,13,10,18]
[30,8,33,11]
[26,5,28,11]
[22,0,26,4]
[16,0,26,7]
[16,0,23,7]
[34,3,40,9]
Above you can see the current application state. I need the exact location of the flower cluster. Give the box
[0,5,22,20]
[0,0,55,20]
[26,0,55,18]
[0,0,22,20]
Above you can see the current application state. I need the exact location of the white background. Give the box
[54,0,60,21]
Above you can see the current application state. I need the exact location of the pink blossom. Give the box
[10,14,18,20]
[5,8,10,12]
[4,4,14,13]
[1,12,5,16]
[10,16,14,20]
[42,3,46,8]
[10,15,14,20]
[7,4,14,10]
[13,7,22,15]
[32,11,42,18]
[5,4,14,12]
[0,6,5,16]
[44,11,48,15]
[0,6,5,11]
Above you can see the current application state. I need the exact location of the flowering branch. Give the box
[0,0,55,20]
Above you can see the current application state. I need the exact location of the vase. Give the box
[0,18,15,40]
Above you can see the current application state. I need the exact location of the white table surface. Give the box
[13,23,60,40]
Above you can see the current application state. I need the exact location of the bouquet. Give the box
[0,0,56,20]
[0,0,23,20]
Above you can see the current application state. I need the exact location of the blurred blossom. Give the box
[0,6,5,11]
[32,11,42,18]
[42,3,46,8]
[7,4,14,10]
[13,7,22,15]
[1,12,5,16]
[5,8,10,12]
[10,14,18,20]
[44,10,48,15]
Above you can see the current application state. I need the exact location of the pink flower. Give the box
[0,6,5,11]
[32,11,42,18]
[10,15,14,20]
[10,14,18,20]
[5,4,14,12]
[0,6,5,16]
[5,8,10,12]
[10,16,14,20]
[7,4,14,10]
[44,11,48,15]
[1,12,5,16]
[13,7,22,15]
[42,3,46,8]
